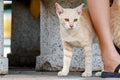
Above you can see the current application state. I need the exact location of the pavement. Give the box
[0,69,120,80]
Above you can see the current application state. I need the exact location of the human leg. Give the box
[87,0,120,72]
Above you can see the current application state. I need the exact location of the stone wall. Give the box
[7,0,40,67]
[0,0,4,57]
[0,0,8,74]
[36,0,103,71]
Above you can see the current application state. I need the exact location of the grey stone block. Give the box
[0,57,8,74]
[36,0,103,71]
[0,0,4,57]
[36,44,103,71]
[0,0,8,74]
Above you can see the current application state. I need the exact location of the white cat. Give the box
[55,3,96,77]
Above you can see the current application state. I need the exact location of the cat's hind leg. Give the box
[95,71,102,77]
[95,69,103,77]
[58,41,73,76]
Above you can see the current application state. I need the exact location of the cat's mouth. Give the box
[69,28,73,30]
[63,26,74,30]
[67,28,74,30]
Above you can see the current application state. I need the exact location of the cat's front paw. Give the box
[58,71,69,76]
[82,72,92,77]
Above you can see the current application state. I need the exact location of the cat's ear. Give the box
[75,3,85,15]
[55,3,64,16]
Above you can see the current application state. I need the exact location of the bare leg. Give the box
[87,0,120,72]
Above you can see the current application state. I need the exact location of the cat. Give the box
[55,3,96,77]
[55,0,120,77]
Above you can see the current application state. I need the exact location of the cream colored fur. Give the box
[111,0,120,48]
[55,0,120,77]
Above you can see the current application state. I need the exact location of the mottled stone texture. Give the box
[0,0,8,74]
[0,57,8,74]
[0,0,4,57]
[36,0,103,71]
[7,0,40,67]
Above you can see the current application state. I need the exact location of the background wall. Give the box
[8,0,40,67]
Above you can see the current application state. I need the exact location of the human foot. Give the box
[103,53,120,72]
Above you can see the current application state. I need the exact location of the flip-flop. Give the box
[101,64,120,78]
[114,44,120,55]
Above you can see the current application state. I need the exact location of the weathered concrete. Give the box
[0,0,8,74]
[0,71,119,80]
[7,0,40,67]
[36,0,103,71]
[0,57,8,74]
[0,0,4,57]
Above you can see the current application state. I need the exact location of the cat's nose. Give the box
[70,24,73,29]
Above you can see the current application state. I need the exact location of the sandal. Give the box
[101,64,120,78]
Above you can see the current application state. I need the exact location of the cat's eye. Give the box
[64,18,69,22]
[74,19,78,22]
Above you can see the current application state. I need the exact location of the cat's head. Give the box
[55,3,84,30]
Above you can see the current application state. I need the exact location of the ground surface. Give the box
[0,70,120,80]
